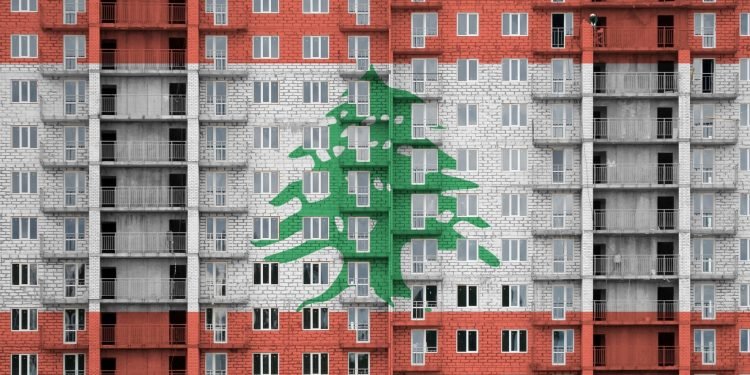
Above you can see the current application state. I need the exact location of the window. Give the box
[411,285,438,319]
[303,307,329,330]
[502,59,528,81]
[411,13,438,48]
[303,36,329,59]
[253,309,279,330]
[502,285,527,307]
[742,59,750,81]
[206,127,227,161]
[303,262,329,285]
[254,171,279,194]
[64,264,85,297]
[742,238,750,262]
[303,81,328,103]
[348,126,370,162]
[304,126,329,149]
[348,36,370,70]
[502,239,528,262]
[502,193,527,217]
[551,13,574,48]
[412,239,438,273]
[254,127,279,149]
[742,13,750,36]
[502,104,527,126]
[457,13,478,36]
[206,353,227,375]
[303,217,329,240]
[742,329,750,352]
[303,353,329,374]
[11,354,37,375]
[252,0,278,12]
[412,58,438,93]
[206,172,227,206]
[303,171,329,194]
[552,285,574,319]
[502,148,527,171]
[63,0,85,24]
[457,285,478,307]
[457,59,478,81]
[552,104,574,138]
[743,103,750,127]
[348,262,369,297]
[63,308,85,343]
[411,330,438,365]
[254,81,279,103]
[552,239,574,273]
[64,80,86,115]
[253,36,279,59]
[64,217,85,252]
[304,0,328,13]
[411,194,438,229]
[501,330,527,353]
[412,149,438,184]
[457,104,478,126]
[63,35,86,70]
[502,13,528,36]
[694,13,716,48]
[743,193,750,216]
[348,81,370,116]
[206,262,227,298]
[10,308,37,331]
[11,264,37,286]
[12,126,37,149]
[205,307,227,342]
[693,195,715,231]
[12,172,37,194]
[63,354,85,375]
[695,283,716,319]
[10,35,38,58]
[64,172,86,207]
[742,284,750,307]
[552,330,574,365]
[457,194,478,217]
[207,217,227,251]
[348,0,369,25]
[253,353,279,375]
[205,0,227,24]
[11,80,37,103]
[348,308,370,342]
[11,0,37,12]
[206,35,228,70]
[694,329,716,364]
[348,217,370,252]
[457,239,478,261]
[348,353,369,375]
[412,103,438,139]
[552,194,574,228]
[456,330,478,353]
[458,149,478,172]
[207,81,227,115]
[253,263,279,284]
[348,171,370,207]
[12,218,37,240]
[743,149,750,171]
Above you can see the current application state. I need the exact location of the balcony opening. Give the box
[657,15,674,48]
[593,151,607,184]
[101,312,117,344]
[170,264,187,299]
[101,39,117,70]
[101,357,116,375]
[169,37,187,70]
[551,13,566,48]
[593,63,606,93]
[657,196,675,230]
[169,83,187,116]
[101,130,117,161]
[657,287,675,321]
[593,334,606,366]
[656,242,675,276]
[593,106,607,139]
[701,58,715,94]
[169,219,187,254]
[101,267,117,299]
[101,85,117,115]
[169,355,186,375]
[101,0,116,23]
[593,244,606,275]
[657,107,673,139]
[593,289,606,321]
[168,0,186,25]
[101,221,117,253]
[101,176,117,207]
[657,152,674,184]
[658,332,676,366]
[593,17,607,48]
[169,173,187,207]
[169,128,187,162]
[169,310,187,344]
[657,61,675,94]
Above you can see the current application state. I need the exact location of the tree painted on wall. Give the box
[252,68,498,310]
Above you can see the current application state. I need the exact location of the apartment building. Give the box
[2,0,750,374]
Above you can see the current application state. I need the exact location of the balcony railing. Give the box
[101,278,186,301]
[593,164,677,186]
[594,72,678,95]
[100,141,186,163]
[101,94,186,119]
[690,119,739,144]
[101,49,186,72]
[531,167,581,188]
[691,163,737,189]
[594,209,677,232]
[100,1,186,27]
[593,255,677,277]
[593,118,679,142]
[594,345,677,368]
[101,232,187,255]
[101,324,186,347]
[690,210,738,235]
[593,299,677,323]
[593,27,687,50]
[100,186,186,209]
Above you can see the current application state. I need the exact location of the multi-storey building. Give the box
[3,0,750,374]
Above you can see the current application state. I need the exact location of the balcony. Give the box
[101,324,186,348]
[593,209,678,233]
[199,96,248,123]
[531,214,581,236]
[692,72,738,99]
[40,95,88,123]
[100,186,186,211]
[40,61,89,77]
[390,73,443,100]
[100,1,186,29]
[593,345,677,369]
[100,94,186,121]
[40,235,88,259]
[40,280,88,304]
[690,119,739,144]
[593,118,679,143]
[40,189,88,213]
[593,72,678,97]
[531,259,581,280]
[593,163,677,188]
[100,141,186,165]
[593,255,677,279]
[691,257,737,280]
[101,49,186,74]
[691,163,737,190]
[391,0,442,10]
[200,282,249,304]
[39,142,88,168]
[532,27,581,54]
[101,232,186,257]
[101,278,186,303]
[530,167,581,190]
[592,27,687,51]
[690,210,738,235]
[531,119,582,145]
[532,80,582,100]
[593,299,677,324]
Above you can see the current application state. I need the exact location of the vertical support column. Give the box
[677,50,693,375]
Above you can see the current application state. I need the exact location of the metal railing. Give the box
[691,163,737,189]
[593,255,677,277]
[531,166,581,187]
[101,49,186,71]
[100,141,186,163]
[101,232,186,255]
[593,118,678,142]
[593,345,677,368]
[690,210,738,234]
[594,72,678,95]
[593,300,678,322]
[593,164,677,185]
[101,278,186,301]
[593,27,686,50]
[100,1,186,26]
[100,94,186,118]
[101,324,186,347]
[100,186,186,208]
[593,209,677,232]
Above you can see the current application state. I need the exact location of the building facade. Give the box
[2,0,750,374]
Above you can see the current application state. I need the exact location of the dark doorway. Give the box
[657,61,675,93]
[169,173,187,207]
[657,242,674,276]
[593,243,606,275]
[701,59,715,93]
[101,130,117,162]
[169,83,187,115]
[168,0,186,24]
[169,219,187,253]
[657,152,674,184]
[657,15,675,48]
[170,265,187,299]
[101,85,117,115]
[593,200,606,230]
[593,106,608,139]
[101,176,117,208]
[658,332,676,366]
[593,151,607,184]
[169,356,187,374]
[593,334,606,366]
[101,221,117,254]
[101,39,117,69]
[551,13,566,48]
[657,287,675,321]
[594,17,607,47]
[168,37,186,69]
[169,128,187,162]
[594,63,607,93]
[657,196,675,230]
[101,358,117,375]
[101,312,117,345]
[657,107,673,139]
[593,289,607,321]
[169,310,187,344]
